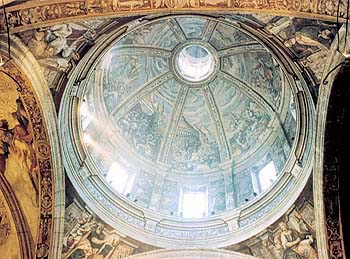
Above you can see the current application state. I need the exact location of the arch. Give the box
[314,25,349,259]
[0,35,65,259]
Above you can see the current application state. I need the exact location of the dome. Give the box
[80,16,295,216]
[60,14,314,248]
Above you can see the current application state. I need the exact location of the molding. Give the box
[0,0,349,33]
[125,249,261,259]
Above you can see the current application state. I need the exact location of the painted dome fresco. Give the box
[79,15,297,218]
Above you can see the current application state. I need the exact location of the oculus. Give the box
[175,44,215,83]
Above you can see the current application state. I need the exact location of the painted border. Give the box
[0,35,65,259]
[0,0,348,33]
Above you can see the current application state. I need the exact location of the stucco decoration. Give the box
[60,14,315,248]
[0,0,349,33]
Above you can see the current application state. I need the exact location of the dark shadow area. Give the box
[324,61,350,258]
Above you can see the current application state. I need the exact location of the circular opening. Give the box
[175,45,215,82]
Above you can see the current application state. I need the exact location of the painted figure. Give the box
[277,222,318,259]
[65,222,119,259]
[0,72,39,242]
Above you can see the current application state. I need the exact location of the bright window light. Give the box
[258,161,277,191]
[290,97,297,121]
[81,100,92,130]
[106,163,130,194]
[176,45,215,82]
[182,192,206,218]
[81,99,89,116]
[83,133,92,144]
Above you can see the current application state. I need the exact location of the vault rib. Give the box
[157,85,190,163]
[110,71,173,120]
[202,84,232,161]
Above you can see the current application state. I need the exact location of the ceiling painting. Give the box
[0,0,343,256]
[155,78,182,104]
[49,9,319,252]
[104,53,168,114]
[169,87,222,171]
[118,20,179,49]
[78,15,297,219]
[221,51,282,109]
[209,22,254,50]
[116,98,164,162]
[175,17,208,39]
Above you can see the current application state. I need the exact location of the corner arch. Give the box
[0,35,65,259]
[314,25,349,259]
